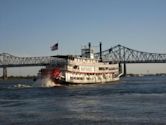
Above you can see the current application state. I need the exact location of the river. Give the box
[0,76,166,125]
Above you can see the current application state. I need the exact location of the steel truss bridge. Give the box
[0,44,166,79]
[95,44,166,63]
[0,53,64,79]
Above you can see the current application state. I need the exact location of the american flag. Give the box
[51,43,58,51]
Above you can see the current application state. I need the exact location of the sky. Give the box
[0,0,166,76]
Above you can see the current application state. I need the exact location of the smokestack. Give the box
[88,42,91,50]
[100,42,102,62]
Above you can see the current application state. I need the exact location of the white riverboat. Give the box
[37,43,122,85]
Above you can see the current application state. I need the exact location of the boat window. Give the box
[73,65,79,69]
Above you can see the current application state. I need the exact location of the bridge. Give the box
[95,44,166,63]
[0,53,64,79]
[1,44,166,79]
[95,44,166,76]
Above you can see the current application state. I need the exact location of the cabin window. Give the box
[86,77,90,80]
[99,67,105,70]
[70,77,74,80]
[99,67,111,71]
[73,65,79,69]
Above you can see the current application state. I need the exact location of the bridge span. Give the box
[1,44,166,79]
[95,44,166,76]
[95,44,166,63]
[0,53,63,79]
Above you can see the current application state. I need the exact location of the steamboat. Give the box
[37,43,123,85]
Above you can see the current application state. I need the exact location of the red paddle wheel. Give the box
[51,68,61,79]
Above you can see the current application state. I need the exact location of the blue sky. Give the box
[0,0,166,75]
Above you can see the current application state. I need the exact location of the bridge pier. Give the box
[119,62,126,77]
[123,62,127,77]
[119,63,122,74]
[3,67,7,80]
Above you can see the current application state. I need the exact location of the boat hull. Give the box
[51,74,121,85]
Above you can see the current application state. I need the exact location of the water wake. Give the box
[13,84,32,89]
[33,77,59,88]
[9,77,61,89]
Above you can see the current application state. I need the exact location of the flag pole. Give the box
[57,42,59,55]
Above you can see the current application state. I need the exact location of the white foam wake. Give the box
[13,84,32,88]
[33,77,57,88]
